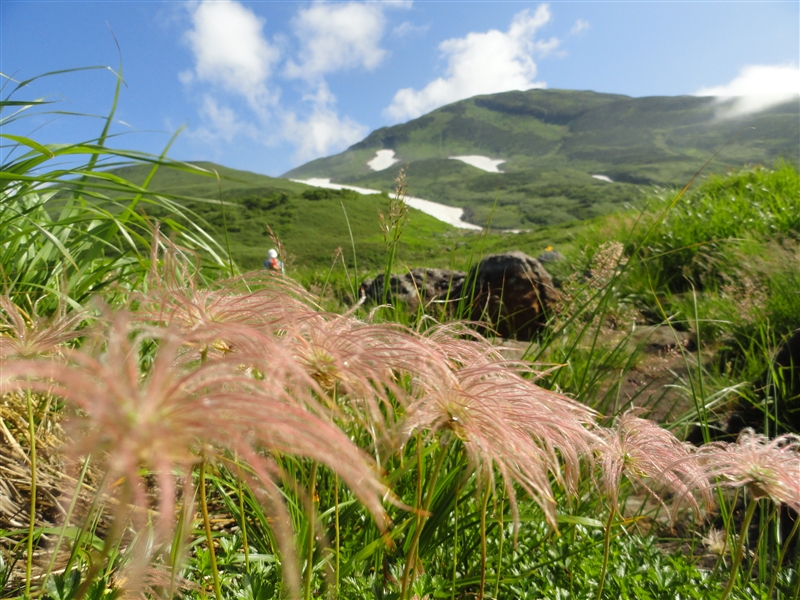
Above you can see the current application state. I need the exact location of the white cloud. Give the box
[571,19,589,34]
[285,2,387,80]
[282,83,369,162]
[179,0,379,165]
[695,64,800,117]
[384,5,557,122]
[189,95,258,144]
[392,21,430,38]
[182,0,280,108]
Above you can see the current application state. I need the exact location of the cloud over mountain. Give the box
[282,83,368,162]
[181,0,280,108]
[695,64,800,117]
[285,2,388,80]
[384,6,557,122]
[180,0,394,164]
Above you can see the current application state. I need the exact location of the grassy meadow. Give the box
[2,72,800,600]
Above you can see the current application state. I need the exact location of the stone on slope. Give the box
[466,251,560,341]
[361,269,466,309]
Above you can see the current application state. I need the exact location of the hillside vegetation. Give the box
[285,89,799,229]
[106,161,582,274]
[3,71,800,600]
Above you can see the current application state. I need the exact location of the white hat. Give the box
[267,249,278,259]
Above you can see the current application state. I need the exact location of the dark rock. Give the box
[629,325,696,354]
[361,268,465,309]
[465,251,560,341]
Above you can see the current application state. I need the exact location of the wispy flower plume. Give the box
[0,295,86,359]
[1,310,390,593]
[402,344,598,531]
[597,409,711,519]
[693,429,800,510]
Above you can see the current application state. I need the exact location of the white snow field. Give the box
[449,155,506,173]
[290,178,482,230]
[592,175,614,183]
[367,149,401,171]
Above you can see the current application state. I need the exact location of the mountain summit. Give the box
[284,89,799,229]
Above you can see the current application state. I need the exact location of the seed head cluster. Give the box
[3,257,800,596]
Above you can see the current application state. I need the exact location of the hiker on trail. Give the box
[264,248,284,274]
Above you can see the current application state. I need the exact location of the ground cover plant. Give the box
[2,70,800,600]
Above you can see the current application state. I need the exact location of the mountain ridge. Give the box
[283,88,799,229]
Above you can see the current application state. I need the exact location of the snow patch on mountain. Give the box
[367,149,400,171]
[449,156,505,173]
[290,177,482,230]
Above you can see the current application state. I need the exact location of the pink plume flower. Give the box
[402,333,598,531]
[0,295,86,359]
[597,409,712,519]
[694,429,800,510]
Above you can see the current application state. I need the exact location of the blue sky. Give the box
[2,1,798,176]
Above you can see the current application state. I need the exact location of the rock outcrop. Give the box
[362,252,559,340]
[466,251,560,340]
[361,268,465,309]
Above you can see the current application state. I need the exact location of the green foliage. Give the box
[4,71,800,600]
[630,162,800,292]
[102,162,458,272]
[0,70,230,313]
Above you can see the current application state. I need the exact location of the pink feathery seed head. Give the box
[419,322,508,368]
[284,313,454,431]
[696,429,800,510]
[2,308,394,569]
[139,233,318,334]
[136,271,319,336]
[402,358,599,532]
[597,410,712,519]
[0,295,88,359]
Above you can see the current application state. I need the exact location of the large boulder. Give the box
[361,268,465,309]
[466,251,560,341]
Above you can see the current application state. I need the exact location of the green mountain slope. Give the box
[283,89,799,229]
[104,162,458,271]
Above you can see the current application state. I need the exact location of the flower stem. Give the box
[401,441,448,600]
[199,459,223,600]
[479,485,491,600]
[236,469,250,574]
[720,499,759,600]
[596,505,616,600]
[450,485,458,600]
[768,511,800,599]
[334,475,340,599]
[304,461,319,600]
[25,389,37,596]
[41,455,91,591]
[494,488,506,599]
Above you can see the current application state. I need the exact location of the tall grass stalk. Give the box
[24,389,36,596]
[303,461,319,600]
[40,454,92,591]
[595,505,616,600]
[478,485,491,600]
[401,441,448,600]
[379,168,409,306]
[341,202,360,302]
[721,499,759,600]
[199,459,223,600]
[768,516,800,598]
